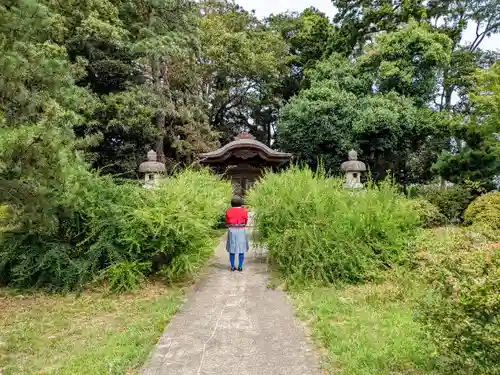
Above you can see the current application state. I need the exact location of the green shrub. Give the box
[417,185,472,220]
[416,229,500,374]
[101,260,150,293]
[405,198,446,228]
[159,248,213,283]
[0,169,231,291]
[0,204,9,232]
[0,204,8,220]
[466,223,500,242]
[464,191,500,230]
[247,167,420,284]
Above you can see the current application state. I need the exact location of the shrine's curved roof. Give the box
[199,134,292,164]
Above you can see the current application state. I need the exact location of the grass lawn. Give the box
[0,284,182,375]
[289,275,443,375]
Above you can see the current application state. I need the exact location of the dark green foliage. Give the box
[434,63,500,186]
[247,167,420,284]
[265,8,335,97]
[200,1,288,145]
[276,26,454,181]
[331,0,500,113]
[276,84,358,171]
[358,21,451,106]
[0,0,222,174]
[415,230,500,374]
[277,79,447,180]
[417,185,472,220]
[83,87,159,177]
[331,0,427,55]
[406,198,447,228]
[433,145,500,185]
[66,35,144,95]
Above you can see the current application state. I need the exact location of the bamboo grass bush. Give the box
[0,169,231,291]
[246,167,420,284]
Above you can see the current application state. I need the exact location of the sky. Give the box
[236,0,500,51]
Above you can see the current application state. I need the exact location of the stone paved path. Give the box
[140,236,324,375]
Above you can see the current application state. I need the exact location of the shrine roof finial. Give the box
[234,132,255,140]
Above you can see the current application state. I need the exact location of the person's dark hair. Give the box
[231,195,244,207]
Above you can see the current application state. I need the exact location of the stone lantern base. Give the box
[344,181,364,189]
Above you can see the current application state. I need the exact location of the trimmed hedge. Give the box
[464,191,500,230]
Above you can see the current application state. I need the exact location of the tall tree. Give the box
[276,24,452,181]
[266,8,334,100]
[119,0,215,165]
[331,0,427,55]
[45,0,220,173]
[233,7,335,145]
[199,1,286,144]
[0,0,94,127]
[433,62,500,185]
[359,21,451,106]
[331,0,500,112]
[428,0,500,110]
[0,0,94,240]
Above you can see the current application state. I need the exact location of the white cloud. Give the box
[236,0,499,51]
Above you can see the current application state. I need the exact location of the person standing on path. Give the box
[225,195,249,272]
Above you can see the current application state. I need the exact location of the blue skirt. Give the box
[226,227,249,254]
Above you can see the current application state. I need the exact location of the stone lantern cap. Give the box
[139,150,166,173]
[340,150,366,172]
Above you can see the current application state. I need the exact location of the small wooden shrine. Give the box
[198,132,292,195]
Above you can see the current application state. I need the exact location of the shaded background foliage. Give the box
[1,0,499,183]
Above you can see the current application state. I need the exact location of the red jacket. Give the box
[225,207,248,227]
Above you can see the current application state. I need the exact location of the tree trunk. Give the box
[266,122,272,146]
[146,11,166,163]
[151,58,166,163]
[443,81,454,112]
[155,112,166,163]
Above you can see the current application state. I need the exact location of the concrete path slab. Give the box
[140,237,324,375]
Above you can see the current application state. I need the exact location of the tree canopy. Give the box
[0,0,499,187]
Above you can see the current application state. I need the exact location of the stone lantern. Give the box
[138,150,166,188]
[340,150,366,189]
